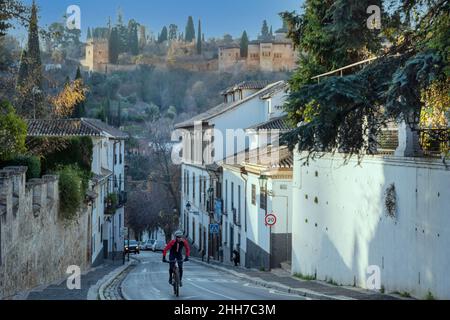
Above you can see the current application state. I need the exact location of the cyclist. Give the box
[162,230,190,287]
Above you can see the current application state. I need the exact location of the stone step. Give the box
[280,261,292,273]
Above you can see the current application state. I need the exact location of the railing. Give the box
[419,128,450,156]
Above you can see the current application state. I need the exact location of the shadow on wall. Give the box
[293,154,450,299]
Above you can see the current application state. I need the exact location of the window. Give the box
[199,176,202,204]
[203,178,206,208]
[119,142,122,164]
[251,184,256,205]
[225,180,228,213]
[216,181,222,198]
[238,185,241,223]
[187,172,190,196]
[260,186,267,210]
[192,218,196,243]
[192,173,196,200]
[114,144,117,165]
[119,174,122,191]
[231,182,234,209]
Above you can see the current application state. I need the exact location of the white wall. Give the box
[222,168,246,253]
[246,173,271,254]
[291,152,450,299]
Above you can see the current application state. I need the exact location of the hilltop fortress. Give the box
[81,28,297,73]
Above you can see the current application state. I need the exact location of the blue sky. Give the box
[13,0,303,43]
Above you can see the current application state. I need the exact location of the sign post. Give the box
[265,214,277,227]
[209,223,220,234]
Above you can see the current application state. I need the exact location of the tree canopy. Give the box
[281,0,449,161]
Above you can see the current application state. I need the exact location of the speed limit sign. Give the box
[265,214,277,227]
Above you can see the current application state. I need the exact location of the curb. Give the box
[190,258,347,300]
[92,261,133,300]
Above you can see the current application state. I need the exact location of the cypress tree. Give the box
[87,27,92,40]
[261,20,269,40]
[16,0,44,118]
[196,19,202,55]
[72,67,85,118]
[240,31,249,58]
[158,26,168,43]
[109,27,120,64]
[117,100,122,127]
[128,20,139,55]
[185,16,195,42]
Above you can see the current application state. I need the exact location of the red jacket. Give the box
[163,238,190,259]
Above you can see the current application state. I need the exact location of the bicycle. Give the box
[164,259,184,297]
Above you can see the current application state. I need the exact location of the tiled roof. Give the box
[82,118,129,139]
[261,81,289,99]
[220,145,293,169]
[221,80,271,95]
[26,119,101,137]
[26,118,128,139]
[175,81,285,129]
[247,116,292,131]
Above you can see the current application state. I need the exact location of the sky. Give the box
[13,0,303,43]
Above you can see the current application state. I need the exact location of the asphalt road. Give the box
[121,251,308,300]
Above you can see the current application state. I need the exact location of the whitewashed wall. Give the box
[292,152,450,299]
[246,174,271,254]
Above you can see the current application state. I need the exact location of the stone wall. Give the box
[0,167,90,299]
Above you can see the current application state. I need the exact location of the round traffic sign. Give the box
[265,214,277,226]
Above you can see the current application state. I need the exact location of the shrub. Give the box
[0,100,27,161]
[1,155,41,180]
[57,165,88,221]
[41,137,93,174]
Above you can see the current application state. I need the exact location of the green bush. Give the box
[42,137,93,174]
[0,100,27,161]
[1,155,41,180]
[57,165,88,221]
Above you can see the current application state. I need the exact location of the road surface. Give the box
[121,251,308,300]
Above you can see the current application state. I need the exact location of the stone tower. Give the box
[84,39,109,73]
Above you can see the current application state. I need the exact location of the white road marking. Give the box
[188,281,237,300]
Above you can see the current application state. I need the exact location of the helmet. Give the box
[174,230,183,238]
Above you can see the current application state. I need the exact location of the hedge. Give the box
[0,155,41,180]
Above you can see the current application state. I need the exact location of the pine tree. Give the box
[16,0,44,119]
[185,16,195,42]
[196,19,202,55]
[240,31,249,58]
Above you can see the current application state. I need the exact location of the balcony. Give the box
[104,191,127,215]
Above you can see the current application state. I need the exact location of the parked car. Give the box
[138,241,146,251]
[124,240,140,254]
[151,240,166,252]
[145,239,156,250]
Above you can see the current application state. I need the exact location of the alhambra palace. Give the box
[81,26,298,73]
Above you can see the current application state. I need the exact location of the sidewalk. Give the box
[192,258,400,300]
[25,259,127,300]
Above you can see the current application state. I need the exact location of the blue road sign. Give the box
[209,223,220,234]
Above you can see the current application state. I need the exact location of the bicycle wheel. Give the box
[173,268,180,297]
